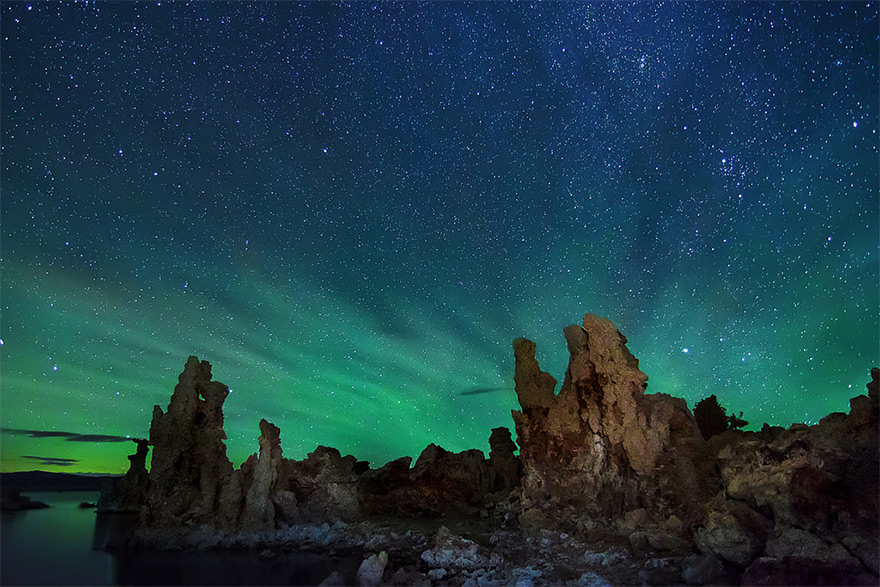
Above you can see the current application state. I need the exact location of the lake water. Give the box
[1,492,115,586]
[1,492,361,586]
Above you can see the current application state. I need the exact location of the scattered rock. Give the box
[681,553,724,586]
[356,551,388,587]
[583,547,627,568]
[764,525,858,566]
[421,526,488,570]
[0,485,49,512]
[571,571,613,587]
[93,321,878,586]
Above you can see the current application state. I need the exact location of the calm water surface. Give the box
[1,492,113,586]
[1,492,360,586]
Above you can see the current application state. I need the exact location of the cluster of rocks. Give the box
[100,356,520,537]
[98,314,879,586]
[0,484,49,512]
[511,314,878,586]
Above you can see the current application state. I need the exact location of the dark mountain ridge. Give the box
[1,470,118,492]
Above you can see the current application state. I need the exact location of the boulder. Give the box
[421,526,488,570]
[695,508,764,567]
[356,551,388,587]
[707,369,879,575]
[280,446,361,522]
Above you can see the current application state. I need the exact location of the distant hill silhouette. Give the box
[1,471,119,492]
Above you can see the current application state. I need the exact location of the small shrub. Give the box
[693,395,749,440]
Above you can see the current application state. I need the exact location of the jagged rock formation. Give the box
[511,314,879,585]
[142,356,236,527]
[697,367,880,584]
[100,321,878,586]
[279,445,363,523]
[241,419,283,530]
[121,356,520,536]
[97,438,149,513]
[512,314,713,532]
[359,428,520,517]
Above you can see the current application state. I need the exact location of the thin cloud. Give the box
[2,428,134,443]
[457,386,514,396]
[22,455,79,467]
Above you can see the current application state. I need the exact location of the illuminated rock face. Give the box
[241,419,283,530]
[511,313,713,530]
[105,331,878,585]
[511,315,878,584]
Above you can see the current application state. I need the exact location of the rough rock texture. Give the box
[512,314,713,531]
[698,366,880,584]
[102,332,878,586]
[278,446,362,523]
[141,356,236,527]
[357,429,520,517]
[510,314,878,584]
[420,526,490,570]
[97,438,149,513]
[241,419,283,530]
[356,551,388,587]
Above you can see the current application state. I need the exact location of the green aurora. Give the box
[1,2,877,474]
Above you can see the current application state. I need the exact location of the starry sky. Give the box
[1,2,877,474]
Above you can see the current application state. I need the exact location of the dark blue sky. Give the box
[2,2,877,473]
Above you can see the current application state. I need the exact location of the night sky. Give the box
[2,2,877,474]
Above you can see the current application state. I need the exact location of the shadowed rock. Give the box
[278,445,362,523]
[142,356,235,527]
[97,438,149,513]
[241,419,283,531]
[0,484,49,511]
[706,366,880,581]
[357,428,521,518]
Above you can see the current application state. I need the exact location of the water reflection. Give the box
[1,492,114,586]
[2,493,361,586]
[113,550,361,586]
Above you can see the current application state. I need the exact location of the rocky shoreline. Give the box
[98,313,879,586]
[0,485,50,512]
